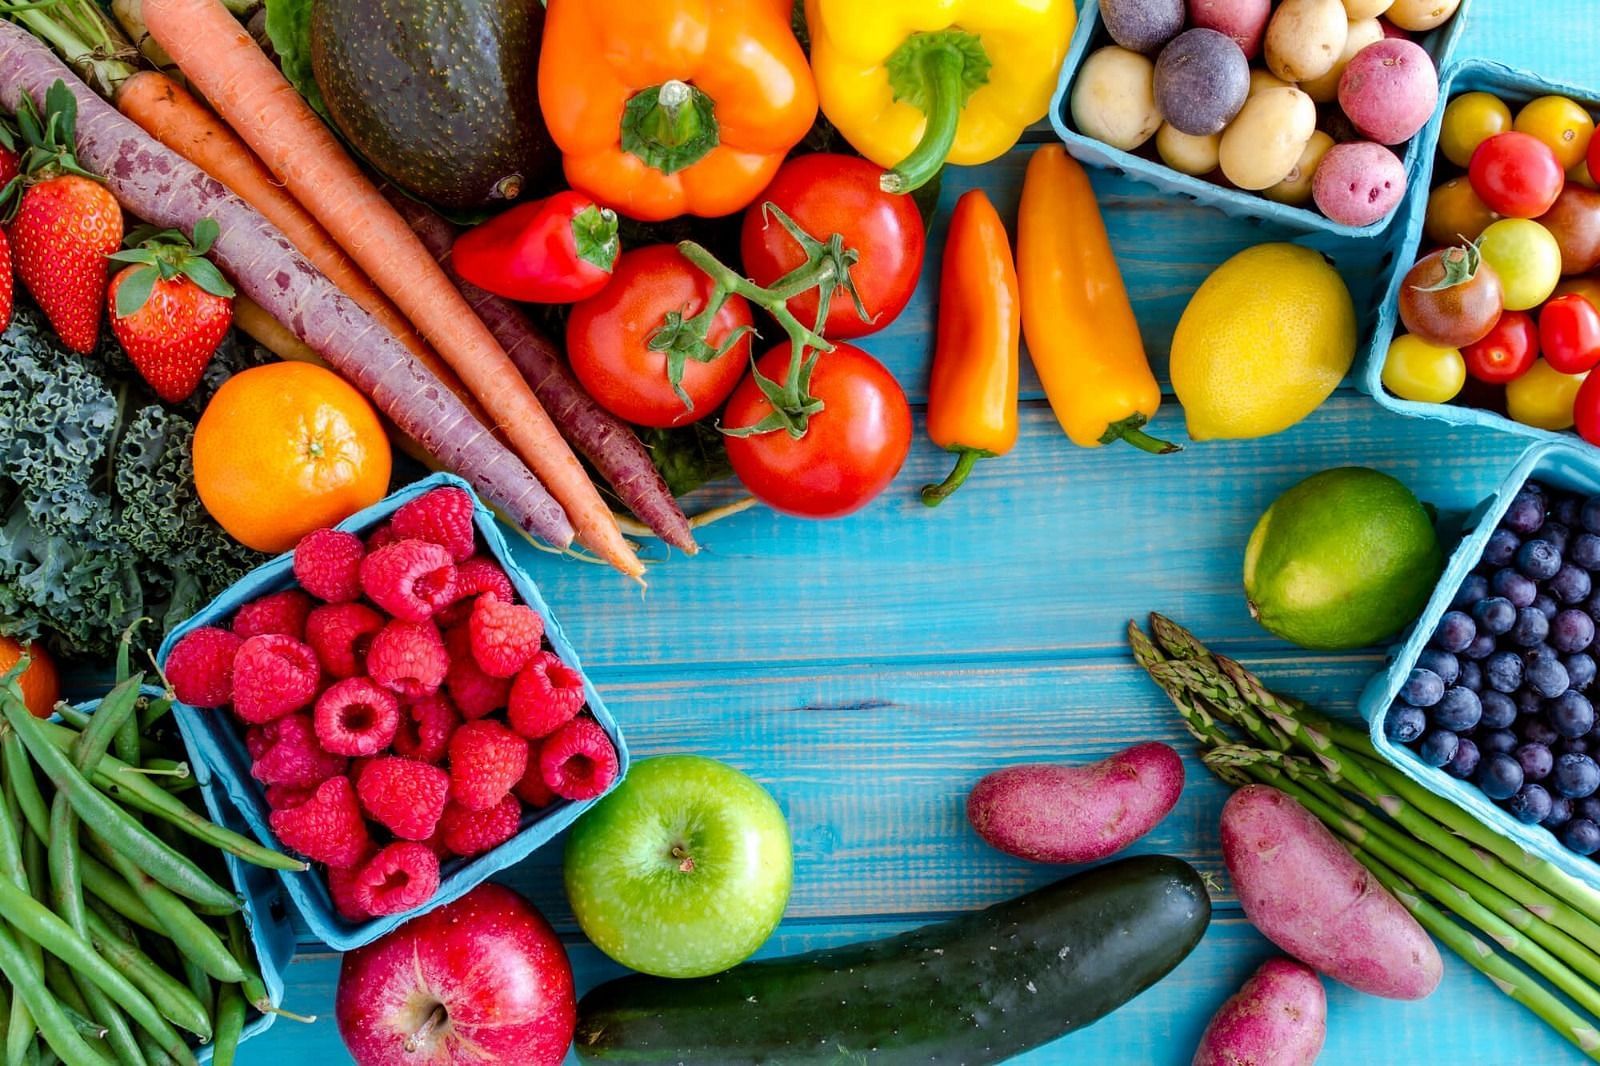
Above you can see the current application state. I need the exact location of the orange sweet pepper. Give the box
[538,0,818,223]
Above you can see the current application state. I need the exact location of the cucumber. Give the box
[575,854,1211,1063]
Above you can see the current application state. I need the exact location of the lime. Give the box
[1244,468,1443,650]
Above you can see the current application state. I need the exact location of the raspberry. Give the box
[468,595,544,678]
[232,635,321,724]
[268,776,370,868]
[447,720,528,811]
[264,783,317,810]
[327,863,369,922]
[439,795,521,857]
[250,713,347,787]
[418,825,452,860]
[539,717,619,800]
[352,842,440,916]
[392,486,477,561]
[314,678,401,756]
[436,556,516,626]
[360,540,457,623]
[293,529,365,603]
[365,523,399,552]
[392,694,459,763]
[305,602,385,679]
[507,651,586,740]
[513,758,557,808]
[232,590,312,641]
[165,627,242,707]
[442,623,509,719]
[244,725,270,761]
[367,620,449,700]
[355,757,449,840]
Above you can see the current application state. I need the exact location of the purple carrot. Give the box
[0,24,574,549]
[393,195,698,554]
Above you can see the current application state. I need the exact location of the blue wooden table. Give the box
[240,5,1600,1061]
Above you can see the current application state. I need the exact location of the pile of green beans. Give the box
[0,659,309,1066]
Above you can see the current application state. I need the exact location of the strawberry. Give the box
[3,83,122,353]
[0,229,13,336]
[107,219,235,403]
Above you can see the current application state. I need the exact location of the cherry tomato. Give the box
[723,343,912,518]
[1425,177,1500,247]
[740,154,926,340]
[1589,126,1600,196]
[1398,244,1504,348]
[1538,184,1600,275]
[1382,334,1466,404]
[1462,310,1538,384]
[1578,371,1600,444]
[1509,359,1586,430]
[1514,95,1596,171]
[1540,293,1600,374]
[1441,92,1512,168]
[1479,218,1564,310]
[1570,159,1598,190]
[1469,132,1566,218]
[565,244,753,428]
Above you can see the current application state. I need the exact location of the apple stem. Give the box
[671,844,695,874]
[405,1004,448,1052]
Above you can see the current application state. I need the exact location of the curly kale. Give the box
[0,301,267,661]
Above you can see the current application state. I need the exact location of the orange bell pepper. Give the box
[923,189,1019,505]
[538,0,818,223]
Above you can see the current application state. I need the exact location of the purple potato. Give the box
[1155,29,1251,136]
[1101,0,1186,54]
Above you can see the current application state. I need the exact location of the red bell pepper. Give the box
[1540,293,1600,375]
[452,191,620,304]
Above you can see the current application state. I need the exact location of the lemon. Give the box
[1244,467,1443,650]
[1171,243,1357,440]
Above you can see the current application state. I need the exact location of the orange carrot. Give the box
[143,0,641,580]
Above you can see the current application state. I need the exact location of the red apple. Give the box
[336,883,575,1065]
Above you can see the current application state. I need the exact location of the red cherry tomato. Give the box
[1469,132,1566,218]
[723,343,913,518]
[1462,309,1539,383]
[1575,370,1600,445]
[740,154,926,340]
[565,244,753,428]
[1540,293,1600,374]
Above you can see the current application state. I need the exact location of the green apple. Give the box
[563,754,792,979]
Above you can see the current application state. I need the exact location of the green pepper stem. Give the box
[1100,415,1182,454]
[921,449,983,506]
[882,46,966,195]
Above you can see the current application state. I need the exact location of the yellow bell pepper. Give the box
[805,0,1077,193]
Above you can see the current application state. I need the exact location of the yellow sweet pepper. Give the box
[804,0,1077,193]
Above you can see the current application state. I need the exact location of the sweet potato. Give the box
[966,741,1184,863]
[1221,785,1442,999]
[1192,956,1327,1066]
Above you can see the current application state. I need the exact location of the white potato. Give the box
[1341,0,1389,17]
[1071,46,1162,151]
[1265,0,1349,82]
[1265,130,1335,205]
[1249,69,1294,96]
[1219,86,1318,190]
[1298,17,1384,102]
[1157,123,1222,175]
[1385,0,1462,30]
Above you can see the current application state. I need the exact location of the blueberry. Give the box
[1552,690,1597,737]
[1480,728,1519,755]
[1473,596,1518,635]
[1477,751,1527,800]
[1576,796,1600,823]
[1433,611,1478,653]
[1419,728,1461,768]
[1458,659,1484,691]
[1526,654,1570,697]
[1480,690,1518,729]
[1401,667,1446,707]
[1485,651,1525,693]
[1561,818,1600,856]
[1523,717,1561,747]
[1556,495,1584,528]
[1512,608,1552,648]
[1573,533,1600,571]
[1516,741,1554,781]
[1565,652,1598,691]
[1516,688,1546,717]
[1533,593,1561,620]
[1483,528,1523,567]
[1546,794,1575,828]
[1581,495,1600,535]
[1553,564,1595,605]
[1446,736,1481,779]
[1558,737,1593,757]
[1504,489,1548,534]
[1552,609,1597,654]
[1554,753,1600,798]
[1491,569,1538,608]
[1430,687,1482,731]
[1453,573,1491,609]
[1416,649,1461,686]
[1542,522,1573,555]
[1507,782,1554,823]
[1385,702,1427,744]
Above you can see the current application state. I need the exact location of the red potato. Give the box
[966,741,1184,864]
[1221,785,1442,1000]
[1192,957,1327,1066]
[1188,0,1271,58]
[1337,38,1438,145]
[1313,141,1407,226]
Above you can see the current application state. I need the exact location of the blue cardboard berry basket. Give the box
[68,687,294,1061]
[1359,440,1600,893]
[1357,58,1600,444]
[156,472,631,951]
[1050,0,1471,240]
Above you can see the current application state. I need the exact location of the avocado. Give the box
[310,0,558,212]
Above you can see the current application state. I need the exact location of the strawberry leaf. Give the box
[191,218,219,256]
[114,265,160,320]
[182,257,236,300]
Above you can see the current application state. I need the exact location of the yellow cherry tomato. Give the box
[1425,176,1501,246]
[1554,274,1600,311]
[1569,158,1598,190]
[1507,358,1587,430]
[1440,92,1513,168]
[1382,334,1466,404]
[1514,95,1597,171]
[1479,218,1564,310]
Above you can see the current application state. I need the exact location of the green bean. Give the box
[85,836,243,982]
[134,1034,180,1066]
[80,910,210,1045]
[223,915,307,1024]
[138,698,171,735]
[76,854,161,936]
[2,735,49,843]
[32,1049,52,1066]
[49,707,90,731]
[0,923,114,1066]
[112,624,146,767]
[175,957,210,1030]
[3,766,41,1066]
[210,986,244,1066]
[40,961,104,1040]
[0,699,239,913]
